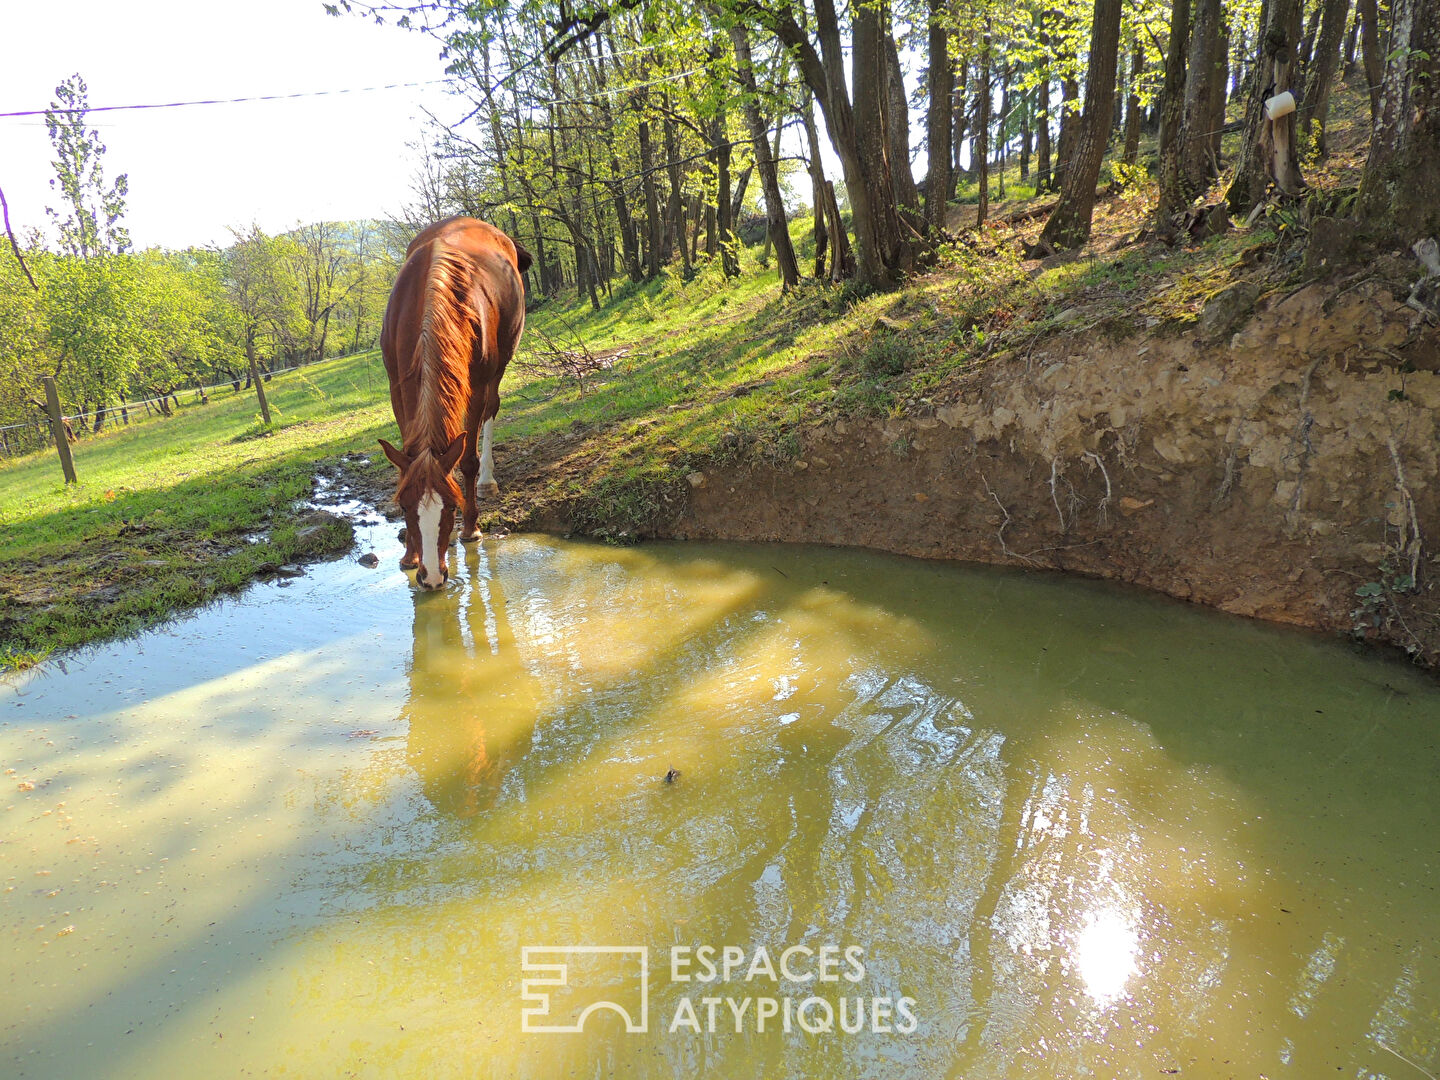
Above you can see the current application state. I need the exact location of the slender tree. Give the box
[976,25,992,225]
[723,18,801,289]
[44,76,130,260]
[1180,0,1224,195]
[1298,0,1350,154]
[924,0,954,232]
[1037,0,1123,248]
[1356,0,1383,119]
[1156,0,1193,218]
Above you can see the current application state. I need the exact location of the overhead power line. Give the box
[0,79,455,120]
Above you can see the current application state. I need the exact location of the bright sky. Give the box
[0,0,458,251]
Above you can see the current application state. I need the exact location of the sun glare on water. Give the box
[1073,907,1140,1003]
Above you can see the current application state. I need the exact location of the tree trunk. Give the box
[997,62,1011,199]
[1113,46,1127,133]
[1156,0,1193,217]
[318,308,331,362]
[1227,0,1307,213]
[611,167,641,284]
[925,0,954,233]
[760,123,784,262]
[1300,0,1349,154]
[1123,36,1144,165]
[1297,0,1324,80]
[1343,6,1359,73]
[1210,19,1231,164]
[851,0,911,281]
[1356,0,1440,242]
[638,118,662,279]
[246,333,271,425]
[1182,0,1223,194]
[690,194,704,264]
[1037,73,1054,191]
[727,22,800,290]
[885,31,922,221]
[976,28,992,225]
[1038,0,1123,249]
[950,64,969,197]
[1020,87,1033,180]
[666,115,691,275]
[729,164,753,224]
[802,93,830,277]
[1054,73,1081,191]
[823,180,856,281]
[1357,0,1384,119]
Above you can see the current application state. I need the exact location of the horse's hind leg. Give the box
[459,420,482,543]
[477,417,499,498]
[477,381,500,498]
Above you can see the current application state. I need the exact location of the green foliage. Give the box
[854,332,915,377]
[1351,560,1420,648]
[1111,161,1150,199]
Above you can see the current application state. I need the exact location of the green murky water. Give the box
[2,534,1438,1078]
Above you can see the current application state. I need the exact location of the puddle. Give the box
[2,535,1438,1077]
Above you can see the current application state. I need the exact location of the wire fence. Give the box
[0,358,346,459]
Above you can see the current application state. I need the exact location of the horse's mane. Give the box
[409,240,480,456]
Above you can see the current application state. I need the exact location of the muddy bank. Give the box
[510,276,1440,665]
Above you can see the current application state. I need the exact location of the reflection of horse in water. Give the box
[402,542,540,819]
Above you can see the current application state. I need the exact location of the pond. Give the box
[3,530,1438,1078]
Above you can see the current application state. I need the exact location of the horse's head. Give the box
[379,434,466,590]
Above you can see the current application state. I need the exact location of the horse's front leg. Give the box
[459,423,482,542]
[399,527,421,569]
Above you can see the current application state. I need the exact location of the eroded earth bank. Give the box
[505,277,1440,666]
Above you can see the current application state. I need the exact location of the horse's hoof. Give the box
[479,482,500,498]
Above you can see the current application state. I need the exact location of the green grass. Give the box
[0,353,391,659]
[1,351,392,555]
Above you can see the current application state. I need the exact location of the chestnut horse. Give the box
[378,217,530,589]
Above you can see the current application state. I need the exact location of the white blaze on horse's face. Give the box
[417,491,446,589]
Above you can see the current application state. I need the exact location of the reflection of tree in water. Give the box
[386,540,1440,1078]
[402,542,541,820]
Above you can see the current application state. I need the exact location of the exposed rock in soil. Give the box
[1196,281,1261,341]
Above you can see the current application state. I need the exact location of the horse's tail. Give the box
[411,240,481,445]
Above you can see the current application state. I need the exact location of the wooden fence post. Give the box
[40,376,77,484]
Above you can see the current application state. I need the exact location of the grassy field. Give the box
[6,76,1365,670]
[0,354,403,666]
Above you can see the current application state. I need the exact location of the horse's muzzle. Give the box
[416,566,449,590]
